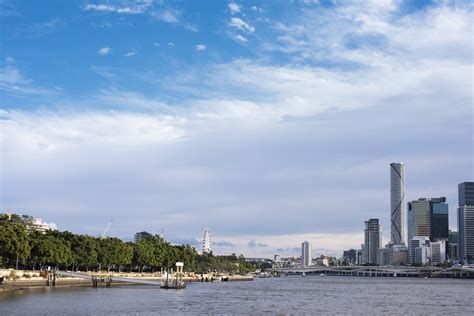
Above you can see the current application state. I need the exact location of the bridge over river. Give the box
[270,266,474,278]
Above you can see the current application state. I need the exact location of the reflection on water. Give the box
[1,277,473,315]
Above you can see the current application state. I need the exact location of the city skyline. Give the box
[1,0,472,257]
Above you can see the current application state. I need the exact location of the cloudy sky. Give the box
[0,0,472,258]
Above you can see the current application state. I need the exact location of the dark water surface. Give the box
[1,276,473,315]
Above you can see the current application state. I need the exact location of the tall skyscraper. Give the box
[430,197,448,241]
[448,230,459,259]
[301,241,312,267]
[458,182,474,262]
[390,162,406,245]
[459,182,474,206]
[407,198,430,242]
[458,205,474,262]
[364,218,382,264]
[407,197,449,242]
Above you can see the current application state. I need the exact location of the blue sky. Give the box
[1,0,473,257]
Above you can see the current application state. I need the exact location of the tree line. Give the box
[0,214,254,273]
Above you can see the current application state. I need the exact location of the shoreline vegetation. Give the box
[0,214,256,292]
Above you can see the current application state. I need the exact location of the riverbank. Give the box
[0,269,254,294]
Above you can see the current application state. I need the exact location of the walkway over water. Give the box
[56,271,163,286]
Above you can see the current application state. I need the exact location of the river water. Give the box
[1,276,473,315]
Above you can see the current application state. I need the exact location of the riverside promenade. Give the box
[0,269,253,292]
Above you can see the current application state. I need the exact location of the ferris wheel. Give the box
[202,228,211,254]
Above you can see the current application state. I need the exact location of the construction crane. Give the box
[101,219,113,239]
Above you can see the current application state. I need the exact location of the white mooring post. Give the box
[176,262,184,289]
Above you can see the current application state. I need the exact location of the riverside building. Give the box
[343,249,357,265]
[409,236,430,264]
[363,218,382,265]
[430,197,449,241]
[448,230,459,259]
[458,182,474,263]
[390,162,406,245]
[407,197,449,262]
[378,243,408,266]
[430,240,447,264]
[407,198,430,242]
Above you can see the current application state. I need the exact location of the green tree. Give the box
[133,239,156,272]
[71,235,98,271]
[0,216,30,268]
[29,232,72,269]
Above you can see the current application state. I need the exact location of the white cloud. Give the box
[234,34,248,43]
[124,48,137,57]
[168,42,175,48]
[229,17,255,33]
[184,23,199,32]
[265,1,472,66]
[228,2,241,14]
[194,44,207,51]
[151,9,180,23]
[153,42,160,47]
[97,47,111,56]
[83,0,153,14]
[0,58,57,96]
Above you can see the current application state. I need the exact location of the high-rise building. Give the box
[390,162,406,245]
[343,249,357,265]
[415,244,431,265]
[430,197,449,241]
[379,243,408,266]
[431,240,447,264]
[458,205,474,262]
[448,230,459,259]
[459,182,474,207]
[390,244,409,265]
[134,231,153,242]
[364,218,382,264]
[356,248,364,265]
[407,198,430,242]
[409,236,430,264]
[378,247,389,266]
[458,182,474,263]
[301,241,312,267]
[407,197,448,262]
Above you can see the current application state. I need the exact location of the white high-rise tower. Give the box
[301,241,312,267]
[390,162,406,245]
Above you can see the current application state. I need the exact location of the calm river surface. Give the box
[1,276,473,315]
